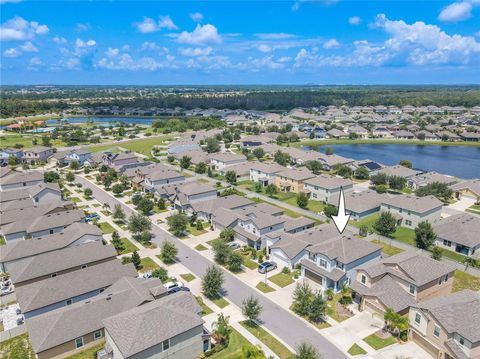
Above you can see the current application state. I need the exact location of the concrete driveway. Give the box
[447,196,476,212]
[370,341,434,359]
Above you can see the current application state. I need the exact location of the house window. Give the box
[162,339,170,351]
[66,299,72,305]
[415,313,421,324]
[51,273,57,278]
[361,275,366,284]
[433,325,441,337]
[319,259,327,268]
[405,220,412,226]
[75,337,84,349]
[35,197,39,203]
[81,265,87,269]
[443,240,451,247]
[94,331,103,340]
[409,284,416,294]
[308,252,315,261]
[23,182,26,187]
[459,337,465,346]
[49,229,54,234]
[99,288,104,293]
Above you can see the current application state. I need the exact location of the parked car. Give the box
[85,213,100,222]
[163,280,184,292]
[227,242,240,250]
[258,261,277,274]
[139,271,152,279]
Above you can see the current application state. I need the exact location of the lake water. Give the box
[305,144,480,179]
[46,117,157,126]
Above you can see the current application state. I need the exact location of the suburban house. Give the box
[326,128,348,139]
[351,252,454,315]
[348,125,369,138]
[172,149,210,165]
[159,182,218,212]
[101,152,139,169]
[408,290,480,359]
[249,162,286,186]
[459,132,480,142]
[433,213,480,258]
[9,242,117,288]
[167,138,202,155]
[0,170,43,190]
[52,149,92,167]
[0,148,23,164]
[142,169,185,193]
[16,259,137,318]
[328,190,389,220]
[22,146,55,163]
[209,152,246,171]
[0,182,62,209]
[240,135,275,147]
[270,223,382,291]
[274,167,315,193]
[380,195,443,228]
[1,201,74,229]
[303,175,353,203]
[450,179,480,202]
[351,159,384,175]
[379,165,422,179]
[394,130,415,140]
[372,126,393,138]
[25,276,168,359]
[0,222,103,272]
[190,194,253,222]
[408,172,458,190]
[102,291,209,359]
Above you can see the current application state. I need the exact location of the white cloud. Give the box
[348,16,361,25]
[254,33,296,40]
[75,38,96,48]
[292,0,339,11]
[438,1,473,22]
[0,16,49,41]
[28,56,42,70]
[105,47,119,58]
[134,15,178,33]
[75,23,91,32]
[53,36,67,44]
[20,41,38,52]
[323,38,340,49]
[189,12,204,22]
[177,24,222,45]
[257,44,272,53]
[3,47,20,57]
[179,47,213,56]
[248,55,286,70]
[97,53,165,71]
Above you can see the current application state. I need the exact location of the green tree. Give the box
[295,342,322,359]
[160,240,178,264]
[292,282,314,317]
[325,147,334,155]
[414,221,437,250]
[296,192,309,209]
[274,150,290,166]
[112,204,125,222]
[7,155,18,166]
[84,187,93,199]
[195,161,207,174]
[323,204,337,218]
[265,184,277,197]
[202,265,224,299]
[253,182,263,193]
[65,171,75,182]
[463,257,478,271]
[388,175,406,190]
[375,184,388,193]
[354,166,369,180]
[212,239,232,265]
[152,267,169,283]
[306,160,323,175]
[415,182,453,202]
[220,228,235,242]
[225,170,237,184]
[431,246,443,261]
[374,211,397,237]
[196,220,203,231]
[167,155,175,163]
[252,147,265,160]
[308,291,327,323]
[69,160,80,170]
[44,171,60,183]
[371,173,388,186]
[112,183,125,196]
[207,166,213,177]
[180,155,191,169]
[212,313,231,345]
[336,165,352,178]
[157,197,167,210]
[242,296,263,324]
[399,159,412,168]
[131,251,141,270]
[166,213,188,237]
[227,251,243,272]
[206,137,221,153]
[128,213,152,235]
[137,197,154,215]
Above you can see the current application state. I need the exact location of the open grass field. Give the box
[89,136,173,156]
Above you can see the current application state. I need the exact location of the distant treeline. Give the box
[1,86,480,118]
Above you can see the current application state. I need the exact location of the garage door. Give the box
[411,331,440,359]
[363,299,385,315]
[304,269,323,285]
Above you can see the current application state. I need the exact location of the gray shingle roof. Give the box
[276,167,315,181]
[249,162,285,174]
[103,292,203,358]
[26,276,161,354]
[433,213,480,248]
[382,194,443,214]
[0,170,43,186]
[414,290,480,343]
[379,165,421,178]
[16,260,138,313]
[9,242,116,284]
[209,152,246,163]
[451,179,480,197]
[0,222,102,263]
[304,174,353,190]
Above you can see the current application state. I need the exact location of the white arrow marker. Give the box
[332,186,350,234]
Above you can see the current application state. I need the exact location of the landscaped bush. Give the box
[282,266,291,274]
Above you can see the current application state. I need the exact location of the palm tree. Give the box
[324,288,334,301]
[464,257,478,272]
[383,308,396,331]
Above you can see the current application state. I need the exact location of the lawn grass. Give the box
[238,251,258,270]
[65,342,105,359]
[209,328,251,359]
[268,272,294,288]
[211,296,230,309]
[325,294,351,322]
[363,334,397,350]
[92,203,101,208]
[439,248,472,263]
[256,281,276,293]
[371,239,404,256]
[195,243,208,251]
[240,321,294,359]
[351,214,416,246]
[152,206,167,214]
[139,257,160,273]
[187,223,207,236]
[100,210,111,216]
[116,237,139,255]
[0,333,35,359]
[180,273,196,282]
[453,270,480,292]
[90,136,173,156]
[348,343,367,356]
[195,296,214,316]
[69,196,81,203]
[96,221,115,234]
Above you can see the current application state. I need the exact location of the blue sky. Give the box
[1,0,480,85]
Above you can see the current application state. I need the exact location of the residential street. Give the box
[74,175,348,359]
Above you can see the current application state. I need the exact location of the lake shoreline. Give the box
[294,139,480,148]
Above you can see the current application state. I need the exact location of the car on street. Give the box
[85,213,100,222]
[258,261,277,274]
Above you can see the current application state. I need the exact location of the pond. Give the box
[46,117,157,126]
[305,144,480,179]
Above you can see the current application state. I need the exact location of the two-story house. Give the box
[249,162,285,186]
[328,190,389,220]
[65,149,93,166]
[22,146,54,164]
[209,152,246,171]
[274,167,315,193]
[303,175,353,203]
[0,148,23,165]
[408,290,480,359]
[433,213,480,258]
[351,252,454,315]
[380,195,443,228]
[270,223,382,292]
[143,169,185,193]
